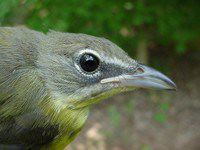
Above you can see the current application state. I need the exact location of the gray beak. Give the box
[101,64,177,90]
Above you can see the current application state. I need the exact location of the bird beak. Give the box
[101,64,177,90]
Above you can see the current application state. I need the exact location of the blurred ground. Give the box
[67,59,200,150]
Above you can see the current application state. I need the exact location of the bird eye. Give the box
[79,53,100,72]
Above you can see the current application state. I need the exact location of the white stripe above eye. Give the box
[102,55,135,69]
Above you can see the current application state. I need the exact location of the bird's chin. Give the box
[68,85,130,109]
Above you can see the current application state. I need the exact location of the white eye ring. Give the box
[77,49,101,59]
[74,49,101,77]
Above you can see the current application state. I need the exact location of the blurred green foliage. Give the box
[141,144,152,150]
[125,100,135,115]
[153,101,170,123]
[153,113,167,123]
[0,0,199,59]
[107,106,121,127]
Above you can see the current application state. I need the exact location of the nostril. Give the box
[136,67,145,74]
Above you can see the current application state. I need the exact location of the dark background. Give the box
[0,0,199,150]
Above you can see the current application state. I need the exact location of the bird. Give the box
[0,27,176,150]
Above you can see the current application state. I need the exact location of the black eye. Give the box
[79,53,100,72]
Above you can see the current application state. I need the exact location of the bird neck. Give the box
[39,97,89,148]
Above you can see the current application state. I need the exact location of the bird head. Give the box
[38,31,176,109]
